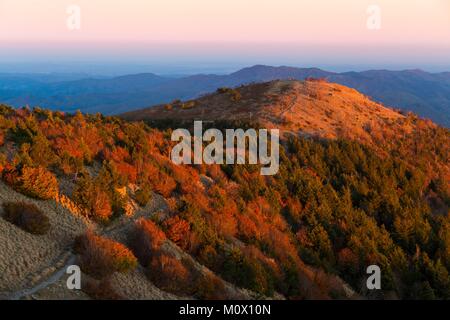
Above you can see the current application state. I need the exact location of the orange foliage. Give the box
[148,253,192,294]
[107,147,130,163]
[91,188,113,222]
[54,137,85,159]
[163,216,190,249]
[4,166,59,200]
[115,161,137,184]
[131,218,166,265]
[143,163,177,197]
[247,196,273,218]
[209,210,237,239]
[195,273,229,300]
[75,231,137,278]
[337,248,360,271]
[285,197,303,222]
[296,227,313,247]
[82,278,124,300]
[238,213,260,241]
[205,164,227,184]
[170,164,200,194]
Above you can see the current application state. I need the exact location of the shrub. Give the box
[148,253,192,294]
[73,176,113,223]
[153,172,176,197]
[163,216,190,249]
[216,87,241,102]
[195,273,229,300]
[74,231,137,278]
[2,201,50,235]
[82,277,124,300]
[134,185,152,206]
[221,246,273,296]
[337,248,360,275]
[130,218,166,265]
[91,189,113,223]
[6,166,58,200]
[181,101,196,109]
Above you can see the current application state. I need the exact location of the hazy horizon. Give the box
[1,60,450,78]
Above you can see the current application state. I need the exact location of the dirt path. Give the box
[279,95,298,117]
[9,255,76,300]
[5,194,168,300]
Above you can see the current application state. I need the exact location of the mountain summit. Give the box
[122,79,449,181]
[2,65,450,126]
[122,79,404,139]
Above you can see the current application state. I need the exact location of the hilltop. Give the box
[122,80,449,181]
[122,79,404,139]
[2,66,450,126]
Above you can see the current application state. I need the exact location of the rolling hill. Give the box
[1,65,449,127]
[123,79,449,182]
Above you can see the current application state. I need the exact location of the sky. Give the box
[0,0,449,74]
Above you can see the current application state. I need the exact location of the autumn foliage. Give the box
[148,253,192,294]
[74,231,137,278]
[72,176,113,223]
[130,218,166,265]
[3,166,58,200]
[82,278,124,300]
[0,105,447,299]
[163,216,190,249]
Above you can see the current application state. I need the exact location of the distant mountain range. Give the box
[1,65,449,127]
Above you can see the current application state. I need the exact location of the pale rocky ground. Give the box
[0,179,178,300]
[0,181,261,300]
[0,181,88,297]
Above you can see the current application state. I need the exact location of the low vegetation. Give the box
[217,87,242,102]
[74,231,137,278]
[82,278,124,300]
[3,166,58,200]
[2,201,50,235]
[0,99,447,299]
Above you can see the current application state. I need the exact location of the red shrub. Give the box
[209,210,237,239]
[73,180,113,223]
[74,231,137,278]
[238,214,260,241]
[285,197,303,222]
[91,189,113,223]
[115,161,137,184]
[337,248,360,273]
[163,216,190,249]
[195,273,229,300]
[131,218,166,265]
[4,166,58,200]
[82,278,124,300]
[144,163,176,197]
[148,253,192,294]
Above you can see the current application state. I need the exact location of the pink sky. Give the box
[0,0,449,71]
